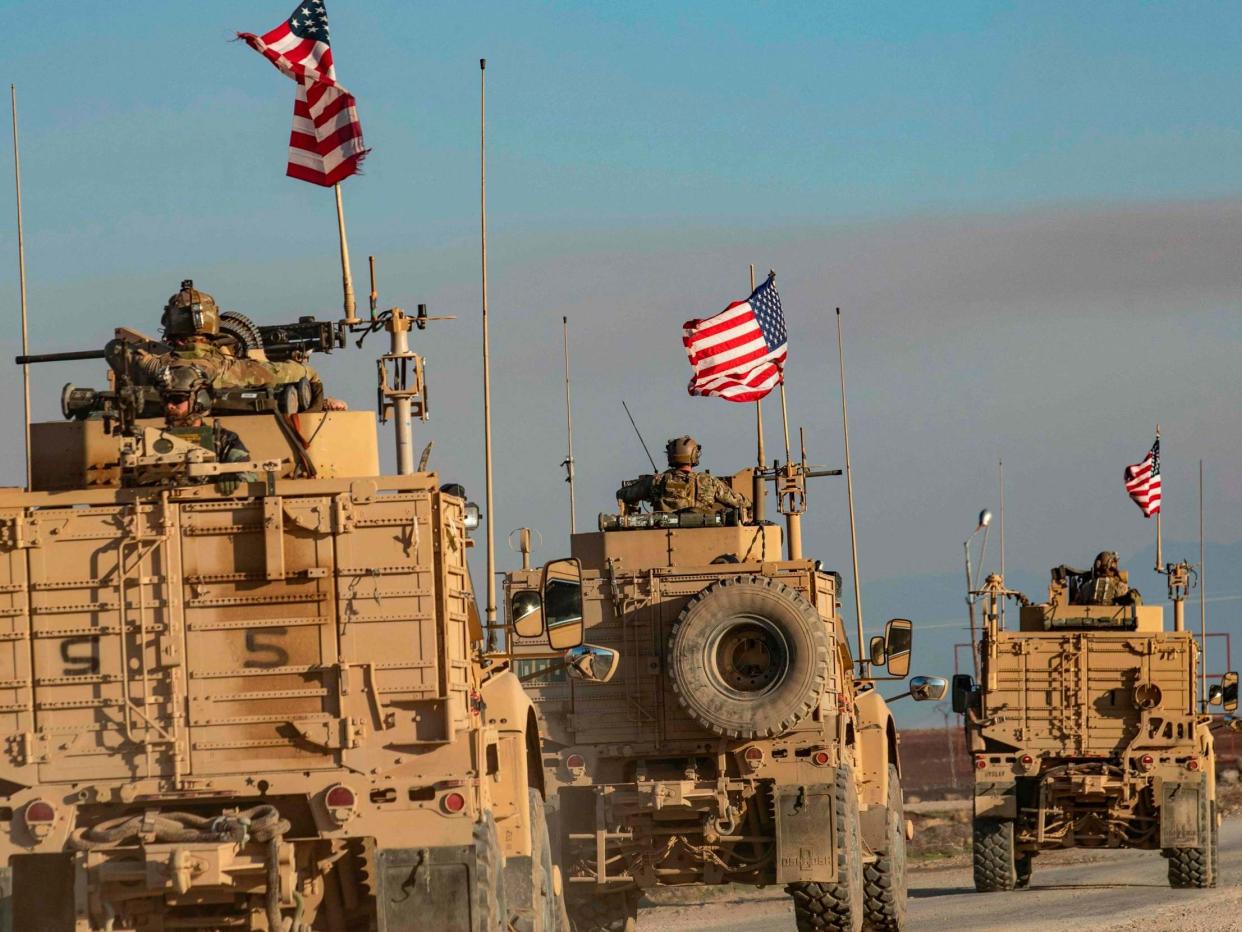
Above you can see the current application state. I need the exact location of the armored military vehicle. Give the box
[0,302,564,931]
[504,459,944,932]
[953,557,1235,892]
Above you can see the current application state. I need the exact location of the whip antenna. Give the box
[835,309,866,675]
[479,58,498,648]
[10,85,31,490]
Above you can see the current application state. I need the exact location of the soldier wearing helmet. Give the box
[127,280,347,412]
[616,436,750,517]
[1065,550,1140,606]
[158,364,257,494]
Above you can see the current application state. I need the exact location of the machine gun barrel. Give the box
[15,349,107,364]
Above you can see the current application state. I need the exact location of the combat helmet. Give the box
[666,436,701,468]
[161,279,220,339]
[160,364,213,425]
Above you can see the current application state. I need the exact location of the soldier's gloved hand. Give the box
[322,397,348,412]
[215,475,241,495]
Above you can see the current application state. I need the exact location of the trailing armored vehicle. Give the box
[0,298,564,931]
[504,454,944,932]
[954,556,1236,892]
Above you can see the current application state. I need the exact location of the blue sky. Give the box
[4,3,1242,724]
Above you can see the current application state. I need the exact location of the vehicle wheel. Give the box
[668,575,831,739]
[1015,853,1033,889]
[786,764,864,932]
[564,888,638,932]
[508,788,561,931]
[1166,789,1212,889]
[972,818,1017,892]
[863,764,907,930]
[474,812,508,932]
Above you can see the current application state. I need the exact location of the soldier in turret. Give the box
[1055,550,1141,606]
[120,280,347,411]
[157,365,257,493]
[616,436,750,517]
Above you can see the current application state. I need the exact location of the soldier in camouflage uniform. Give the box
[123,281,347,412]
[616,436,750,517]
[1063,551,1141,606]
[159,365,257,493]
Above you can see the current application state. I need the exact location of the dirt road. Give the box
[640,819,1242,931]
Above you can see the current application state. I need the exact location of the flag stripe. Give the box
[683,274,788,404]
[1124,439,1162,517]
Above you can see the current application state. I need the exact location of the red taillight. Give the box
[811,750,831,767]
[25,800,54,824]
[566,754,586,770]
[1020,754,1033,767]
[1187,758,1201,772]
[442,792,467,814]
[743,747,764,768]
[1139,754,1155,771]
[325,785,356,809]
[975,757,988,770]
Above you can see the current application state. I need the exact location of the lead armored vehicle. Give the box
[954,555,1235,892]
[0,300,563,931]
[504,455,944,932]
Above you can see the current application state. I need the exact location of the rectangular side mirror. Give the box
[869,635,887,667]
[883,618,912,678]
[543,557,585,650]
[1223,671,1239,714]
[510,589,544,639]
[951,673,974,715]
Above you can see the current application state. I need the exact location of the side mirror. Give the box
[510,589,544,639]
[909,675,948,702]
[951,673,974,714]
[883,618,912,678]
[1223,671,1239,714]
[543,557,585,650]
[869,635,887,667]
[564,644,620,684]
[1209,685,1223,707]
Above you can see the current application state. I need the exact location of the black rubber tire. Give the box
[474,812,508,932]
[1015,853,1033,889]
[668,575,830,739]
[1166,789,1212,889]
[507,788,560,931]
[786,764,864,932]
[863,764,907,930]
[972,818,1017,892]
[564,888,638,932]
[218,310,264,355]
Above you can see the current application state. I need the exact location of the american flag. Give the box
[683,273,788,403]
[1124,437,1162,517]
[240,2,369,187]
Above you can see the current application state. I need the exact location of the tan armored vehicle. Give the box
[954,555,1236,892]
[0,300,564,931]
[503,451,945,931]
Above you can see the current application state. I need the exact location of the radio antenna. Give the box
[479,58,498,648]
[835,308,867,675]
[10,85,31,490]
[562,316,577,535]
[622,401,658,472]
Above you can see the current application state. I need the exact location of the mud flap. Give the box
[774,782,837,884]
[11,854,74,932]
[974,777,1017,820]
[377,846,478,932]
[1160,779,1204,848]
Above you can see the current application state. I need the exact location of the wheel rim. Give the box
[703,614,790,700]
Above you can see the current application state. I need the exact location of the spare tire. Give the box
[668,575,830,739]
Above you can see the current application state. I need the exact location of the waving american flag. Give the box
[1124,437,1162,517]
[240,2,369,186]
[683,273,788,403]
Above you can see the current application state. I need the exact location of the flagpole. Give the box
[10,85,31,491]
[998,457,1005,628]
[1200,459,1206,712]
[1154,423,1162,571]
[836,308,867,676]
[479,58,498,648]
[750,264,766,521]
[334,183,358,324]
